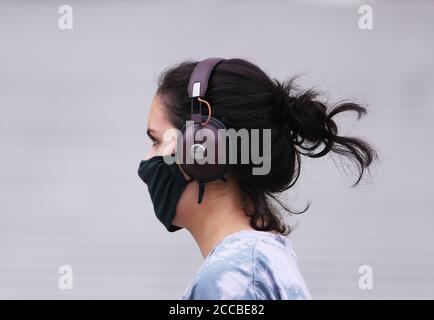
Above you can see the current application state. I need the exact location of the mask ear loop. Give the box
[189,97,214,204]
[197,97,212,126]
[197,180,206,204]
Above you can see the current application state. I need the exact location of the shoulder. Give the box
[182,236,257,300]
[252,235,311,299]
[182,231,311,300]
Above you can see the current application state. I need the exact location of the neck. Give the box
[184,193,255,259]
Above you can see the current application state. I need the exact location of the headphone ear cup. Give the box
[179,116,228,181]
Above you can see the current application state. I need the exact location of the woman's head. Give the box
[150,58,377,235]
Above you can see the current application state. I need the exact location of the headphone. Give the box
[178,58,229,204]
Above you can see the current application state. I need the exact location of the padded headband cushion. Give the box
[187,58,225,98]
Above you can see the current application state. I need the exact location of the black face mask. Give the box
[137,155,193,232]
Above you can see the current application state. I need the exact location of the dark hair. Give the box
[157,58,377,235]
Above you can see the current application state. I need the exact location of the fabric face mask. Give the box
[138,155,192,232]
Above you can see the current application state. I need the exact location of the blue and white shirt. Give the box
[181,230,311,300]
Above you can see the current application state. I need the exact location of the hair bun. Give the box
[273,80,321,145]
[273,80,294,122]
[273,79,335,154]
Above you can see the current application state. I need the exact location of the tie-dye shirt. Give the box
[181,230,311,300]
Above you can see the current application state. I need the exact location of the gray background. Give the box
[1,0,433,299]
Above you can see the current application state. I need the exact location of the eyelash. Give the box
[149,137,159,146]
[147,130,159,147]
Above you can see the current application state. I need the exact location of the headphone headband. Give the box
[181,58,228,204]
[187,58,225,98]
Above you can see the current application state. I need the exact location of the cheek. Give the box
[144,147,157,160]
[143,140,176,160]
[159,139,176,155]
[173,182,197,225]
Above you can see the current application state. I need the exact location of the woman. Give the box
[138,58,377,300]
